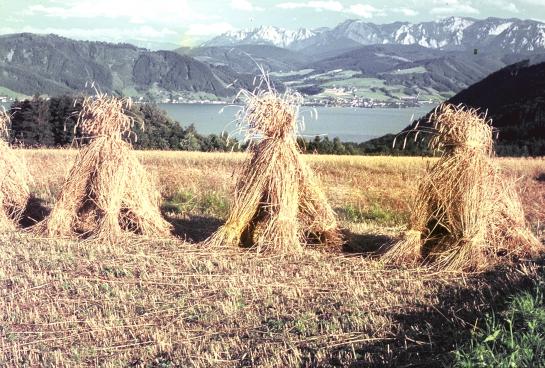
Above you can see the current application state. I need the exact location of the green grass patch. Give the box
[453,278,545,367]
[311,70,360,82]
[269,69,314,77]
[162,189,197,214]
[387,66,427,75]
[321,77,386,89]
[200,191,230,218]
[317,77,419,101]
[341,203,404,225]
[162,189,229,219]
[0,85,28,99]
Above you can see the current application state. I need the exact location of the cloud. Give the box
[230,0,263,11]
[430,0,479,15]
[276,1,384,17]
[501,2,519,12]
[186,22,235,36]
[27,0,211,24]
[348,4,385,18]
[393,8,419,17]
[496,1,519,12]
[277,1,344,12]
[520,0,545,4]
[480,0,519,12]
[0,25,176,41]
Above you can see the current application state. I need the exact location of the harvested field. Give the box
[1,149,544,367]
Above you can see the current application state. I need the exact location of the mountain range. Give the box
[1,17,545,102]
[204,17,545,55]
[203,26,320,49]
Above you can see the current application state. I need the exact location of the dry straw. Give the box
[206,78,341,253]
[37,94,171,242]
[0,108,31,231]
[384,103,542,270]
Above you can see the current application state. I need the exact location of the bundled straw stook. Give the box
[38,94,171,242]
[206,82,341,253]
[384,104,542,271]
[0,109,31,231]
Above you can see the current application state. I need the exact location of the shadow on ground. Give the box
[19,195,50,228]
[340,258,545,367]
[341,229,394,255]
[163,213,224,242]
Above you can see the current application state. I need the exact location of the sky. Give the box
[1,0,545,48]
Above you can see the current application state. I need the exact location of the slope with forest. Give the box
[0,33,250,99]
[362,60,545,156]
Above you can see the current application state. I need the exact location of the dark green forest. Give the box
[6,95,239,152]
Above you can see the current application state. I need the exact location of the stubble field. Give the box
[1,150,544,367]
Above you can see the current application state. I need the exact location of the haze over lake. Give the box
[158,104,432,142]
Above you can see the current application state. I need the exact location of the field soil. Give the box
[1,150,544,367]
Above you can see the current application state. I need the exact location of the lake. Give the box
[1,102,433,143]
[158,104,432,142]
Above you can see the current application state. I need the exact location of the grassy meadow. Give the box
[1,149,544,367]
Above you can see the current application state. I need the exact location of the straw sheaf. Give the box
[384,103,542,271]
[206,83,341,253]
[0,109,10,141]
[37,95,170,242]
[0,109,31,231]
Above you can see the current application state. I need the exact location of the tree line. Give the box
[4,95,540,156]
[6,95,239,152]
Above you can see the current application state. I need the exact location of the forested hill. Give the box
[449,60,545,154]
[361,60,545,156]
[0,33,251,99]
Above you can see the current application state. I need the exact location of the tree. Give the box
[10,96,54,146]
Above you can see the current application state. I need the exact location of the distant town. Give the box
[1,93,436,109]
[147,94,436,109]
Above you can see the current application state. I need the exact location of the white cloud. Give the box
[430,0,479,15]
[277,1,344,12]
[27,0,211,24]
[502,2,519,12]
[348,4,385,18]
[277,1,385,17]
[393,8,419,17]
[481,0,519,12]
[497,1,519,12]
[520,0,545,4]
[186,22,235,36]
[0,25,176,41]
[230,0,263,11]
